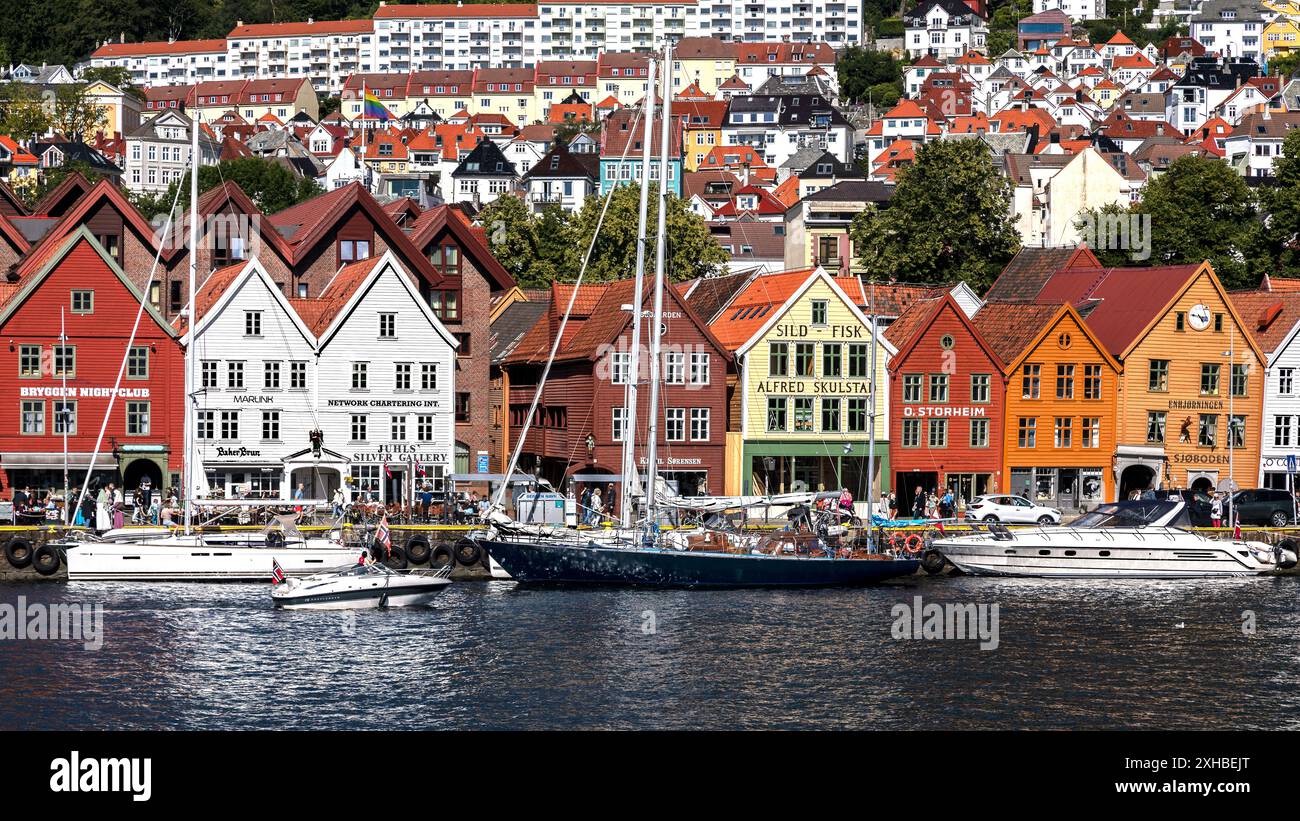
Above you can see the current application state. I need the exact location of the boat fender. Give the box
[454,539,484,567]
[265,530,285,549]
[404,535,432,564]
[382,544,409,570]
[904,534,925,554]
[430,542,456,568]
[920,548,947,575]
[4,538,34,569]
[1277,538,1299,570]
[32,544,61,576]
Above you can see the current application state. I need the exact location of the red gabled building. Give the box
[884,291,1007,510]
[502,278,732,501]
[0,228,185,499]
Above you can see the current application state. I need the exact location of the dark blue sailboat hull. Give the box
[476,538,919,588]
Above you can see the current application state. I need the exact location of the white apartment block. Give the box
[225,19,381,96]
[701,1,863,47]
[374,3,542,73]
[88,39,232,86]
[903,0,989,60]
[89,1,847,99]
[1032,0,1106,22]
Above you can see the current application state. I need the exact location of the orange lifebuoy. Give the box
[904,534,924,554]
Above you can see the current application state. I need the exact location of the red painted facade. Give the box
[886,295,1007,510]
[504,280,731,501]
[0,231,185,499]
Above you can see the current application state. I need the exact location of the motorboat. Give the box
[931,499,1297,578]
[59,530,365,581]
[272,563,453,609]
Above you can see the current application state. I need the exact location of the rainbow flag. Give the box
[363,89,394,121]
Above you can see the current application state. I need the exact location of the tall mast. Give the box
[866,280,876,546]
[644,40,672,522]
[183,112,200,534]
[61,307,69,525]
[620,57,657,528]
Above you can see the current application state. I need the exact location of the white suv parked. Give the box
[966,495,1062,525]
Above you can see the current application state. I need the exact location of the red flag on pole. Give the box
[1233,511,1242,541]
[271,558,286,586]
[383,461,393,479]
[376,514,392,556]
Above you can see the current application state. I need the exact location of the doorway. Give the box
[1119,464,1157,499]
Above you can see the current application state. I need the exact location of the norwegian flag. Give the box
[1233,511,1242,541]
[271,559,286,586]
[376,515,393,556]
[934,520,946,536]
[413,459,426,478]
[383,461,393,479]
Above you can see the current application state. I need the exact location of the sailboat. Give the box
[55,114,362,581]
[470,43,918,587]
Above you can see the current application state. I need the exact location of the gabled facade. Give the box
[0,228,185,496]
[711,267,893,502]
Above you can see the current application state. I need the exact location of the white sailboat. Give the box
[58,114,361,581]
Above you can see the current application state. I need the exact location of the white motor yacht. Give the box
[932,499,1297,578]
[272,563,453,609]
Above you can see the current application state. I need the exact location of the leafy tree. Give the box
[318,95,341,119]
[867,82,902,110]
[851,139,1020,291]
[477,194,545,285]
[0,81,52,143]
[49,83,109,142]
[836,45,903,104]
[1269,51,1300,80]
[564,183,727,283]
[133,157,323,216]
[1258,129,1300,279]
[1129,154,1263,289]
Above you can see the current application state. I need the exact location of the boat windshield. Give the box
[1069,501,1186,529]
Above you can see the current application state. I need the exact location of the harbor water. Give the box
[2,576,1299,730]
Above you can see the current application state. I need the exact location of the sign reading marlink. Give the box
[19,386,151,398]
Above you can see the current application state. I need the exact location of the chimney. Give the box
[308,17,314,24]
[1157,123,1164,136]
[119,32,125,44]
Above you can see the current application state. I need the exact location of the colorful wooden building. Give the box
[707,267,893,502]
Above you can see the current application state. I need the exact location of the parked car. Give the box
[966,495,1062,525]
[1228,489,1296,528]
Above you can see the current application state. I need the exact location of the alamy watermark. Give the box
[891,595,999,650]
[0,596,104,650]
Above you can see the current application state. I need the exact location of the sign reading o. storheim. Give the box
[0,596,103,651]
[902,406,988,418]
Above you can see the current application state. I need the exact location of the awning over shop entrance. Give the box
[1,452,117,470]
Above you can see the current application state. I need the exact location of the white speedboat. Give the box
[60,531,364,581]
[272,563,453,609]
[932,499,1296,578]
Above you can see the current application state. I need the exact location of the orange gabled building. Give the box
[994,303,1122,511]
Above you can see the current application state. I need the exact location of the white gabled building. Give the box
[186,257,323,501]
[1032,0,1106,21]
[903,0,989,60]
[1231,287,1300,489]
[309,250,459,506]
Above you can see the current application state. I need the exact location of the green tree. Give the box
[0,81,51,143]
[1259,129,1300,279]
[851,139,1020,291]
[564,183,727,283]
[318,95,341,118]
[478,194,544,285]
[49,83,109,142]
[1130,154,1263,288]
[1269,51,1300,79]
[80,65,146,101]
[836,45,903,104]
[134,157,324,216]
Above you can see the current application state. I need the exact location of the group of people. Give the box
[579,484,617,526]
[8,479,185,531]
[904,486,959,520]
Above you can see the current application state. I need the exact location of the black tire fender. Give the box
[430,542,455,568]
[382,544,409,570]
[920,548,947,575]
[4,538,34,569]
[404,535,432,564]
[32,544,61,576]
[454,538,483,566]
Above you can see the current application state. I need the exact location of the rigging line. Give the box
[491,102,646,512]
[71,162,188,525]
